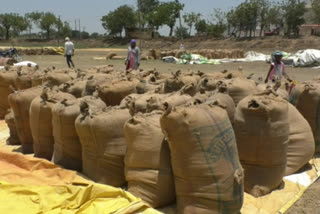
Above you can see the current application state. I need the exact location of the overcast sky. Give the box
[0,0,245,34]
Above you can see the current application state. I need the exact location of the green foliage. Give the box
[39,12,59,39]
[81,31,90,39]
[175,26,189,39]
[90,32,101,38]
[282,0,306,35]
[312,0,320,24]
[183,12,201,35]
[56,21,72,39]
[0,13,29,40]
[101,5,137,37]
[195,19,207,34]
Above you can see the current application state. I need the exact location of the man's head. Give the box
[130,39,136,48]
[65,37,70,42]
[274,51,283,62]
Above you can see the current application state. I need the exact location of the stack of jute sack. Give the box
[2,63,318,213]
[148,49,244,60]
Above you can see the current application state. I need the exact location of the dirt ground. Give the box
[17,49,320,214]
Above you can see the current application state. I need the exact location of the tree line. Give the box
[101,0,319,39]
[0,12,102,40]
[1,0,319,40]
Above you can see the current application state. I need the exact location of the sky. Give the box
[0,0,245,35]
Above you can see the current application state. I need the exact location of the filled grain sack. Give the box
[75,107,129,186]
[0,71,17,118]
[160,104,244,214]
[98,79,137,106]
[43,70,75,87]
[52,96,106,171]
[295,83,320,152]
[8,87,42,154]
[124,111,175,208]
[256,83,289,100]
[164,71,198,93]
[29,88,76,160]
[14,66,39,90]
[286,103,315,175]
[4,109,20,145]
[129,93,168,114]
[59,80,87,98]
[224,78,257,106]
[206,90,236,123]
[234,94,289,197]
[198,77,217,92]
[289,83,304,106]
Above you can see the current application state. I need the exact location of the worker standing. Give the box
[125,39,140,70]
[265,51,292,83]
[64,37,75,68]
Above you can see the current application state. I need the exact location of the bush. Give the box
[175,26,189,39]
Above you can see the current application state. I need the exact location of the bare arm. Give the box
[265,64,273,83]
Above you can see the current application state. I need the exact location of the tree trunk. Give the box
[46,29,50,40]
[259,25,264,37]
[189,25,192,36]
[5,26,10,40]
[169,26,174,37]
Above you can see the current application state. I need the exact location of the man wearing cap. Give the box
[125,39,140,70]
[64,37,75,68]
[265,51,291,83]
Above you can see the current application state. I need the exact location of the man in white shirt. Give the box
[64,37,75,68]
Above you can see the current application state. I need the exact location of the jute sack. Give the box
[0,71,17,118]
[4,109,20,145]
[124,111,175,208]
[256,83,289,100]
[8,87,42,154]
[52,96,106,171]
[286,103,315,175]
[59,80,87,98]
[289,83,304,106]
[206,91,236,123]
[296,83,320,152]
[29,88,76,160]
[130,93,168,114]
[98,79,137,106]
[160,104,244,214]
[234,94,289,197]
[75,107,129,186]
[224,78,257,106]
[43,70,75,87]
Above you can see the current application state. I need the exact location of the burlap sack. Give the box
[4,109,20,145]
[206,92,236,123]
[75,107,129,186]
[0,71,17,118]
[59,80,87,98]
[234,95,289,197]
[130,93,168,114]
[295,83,320,152]
[256,83,289,100]
[30,89,76,160]
[289,83,305,106]
[98,79,137,106]
[124,111,175,208]
[224,78,257,106]
[286,103,315,175]
[164,72,198,93]
[160,104,244,214]
[51,96,106,171]
[8,87,42,154]
[43,70,75,87]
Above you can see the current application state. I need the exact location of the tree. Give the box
[158,0,184,36]
[39,12,58,39]
[175,26,189,39]
[90,32,101,38]
[56,21,72,39]
[81,31,90,39]
[138,0,160,28]
[183,12,201,36]
[25,12,43,34]
[282,0,306,36]
[195,19,207,34]
[0,13,28,40]
[101,5,137,37]
[312,0,320,24]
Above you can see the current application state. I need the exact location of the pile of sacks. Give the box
[2,64,318,213]
[0,47,64,56]
[148,49,244,60]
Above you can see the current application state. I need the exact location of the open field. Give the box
[7,48,320,213]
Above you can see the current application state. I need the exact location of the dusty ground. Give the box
[15,49,320,214]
